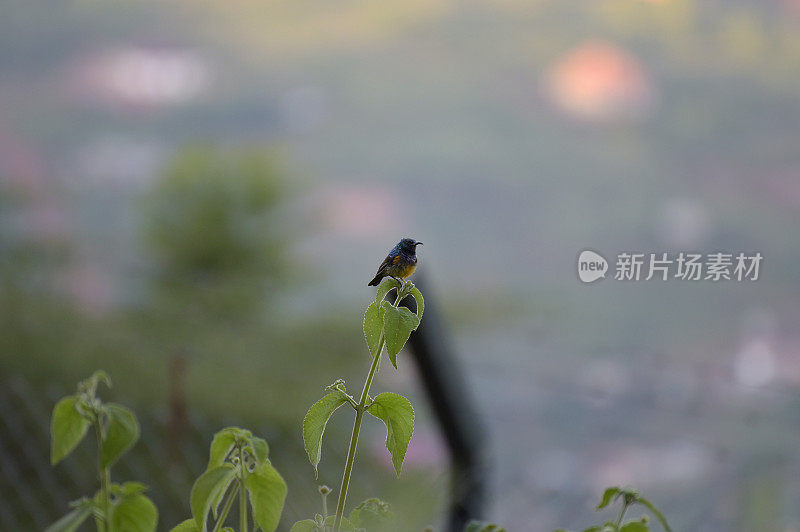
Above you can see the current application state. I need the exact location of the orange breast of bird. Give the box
[396,262,416,278]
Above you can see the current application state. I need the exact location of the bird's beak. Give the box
[416,242,424,246]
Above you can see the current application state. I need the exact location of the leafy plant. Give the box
[48,370,157,532]
[556,486,672,532]
[171,427,287,532]
[297,278,423,531]
[47,291,671,532]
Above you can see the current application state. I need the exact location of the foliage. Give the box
[171,427,287,532]
[48,285,671,532]
[49,373,287,532]
[555,486,672,532]
[297,278,422,531]
[48,370,156,532]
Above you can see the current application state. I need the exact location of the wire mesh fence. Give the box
[0,370,415,531]
[0,374,309,530]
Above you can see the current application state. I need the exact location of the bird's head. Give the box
[399,238,423,253]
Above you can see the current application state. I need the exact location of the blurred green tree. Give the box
[140,146,294,456]
[143,146,288,317]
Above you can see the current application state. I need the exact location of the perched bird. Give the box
[368,238,423,286]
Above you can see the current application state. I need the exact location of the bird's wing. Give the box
[374,251,400,276]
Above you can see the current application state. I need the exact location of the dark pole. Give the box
[399,274,488,531]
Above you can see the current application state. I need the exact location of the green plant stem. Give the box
[213,481,240,532]
[239,447,248,532]
[332,335,383,531]
[615,501,629,527]
[94,419,109,532]
[333,289,403,531]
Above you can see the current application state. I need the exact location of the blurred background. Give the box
[2,0,800,530]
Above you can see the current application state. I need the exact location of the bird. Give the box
[368,238,423,286]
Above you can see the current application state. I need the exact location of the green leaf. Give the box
[363,301,385,356]
[597,487,621,509]
[45,506,93,532]
[303,391,349,476]
[246,460,288,532]
[465,521,506,532]
[111,493,158,532]
[375,278,401,303]
[620,523,649,532]
[207,428,237,470]
[636,498,672,532]
[101,403,140,469]
[324,515,356,531]
[170,519,200,532]
[119,481,147,495]
[79,370,112,395]
[112,481,148,498]
[209,469,237,520]
[50,395,90,465]
[190,463,237,531]
[581,527,602,532]
[380,302,420,369]
[250,436,270,465]
[349,498,393,528]
[407,285,425,320]
[366,392,414,476]
[289,520,318,532]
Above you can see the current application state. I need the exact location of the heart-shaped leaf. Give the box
[366,392,414,476]
[246,460,287,532]
[381,303,420,369]
[190,463,237,531]
[303,391,349,476]
[207,428,237,470]
[111,493,158,532]
[50,396,90,465]
[250,436,270,465]
[101,403,140,469]
[363,301,385,356]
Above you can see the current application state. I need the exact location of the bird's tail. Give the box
[367,274,383,286]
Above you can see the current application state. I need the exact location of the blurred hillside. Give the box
[2,0,800,530]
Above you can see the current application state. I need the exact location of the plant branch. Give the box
[239,446,248,532]
[344,396,359,410]
[615,500,629,527]
[213,481,240,532]
[333,289,403,531]
[94,416,109,532]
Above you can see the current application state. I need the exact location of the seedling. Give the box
[48,370,156,532]
[556,486,672,532]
